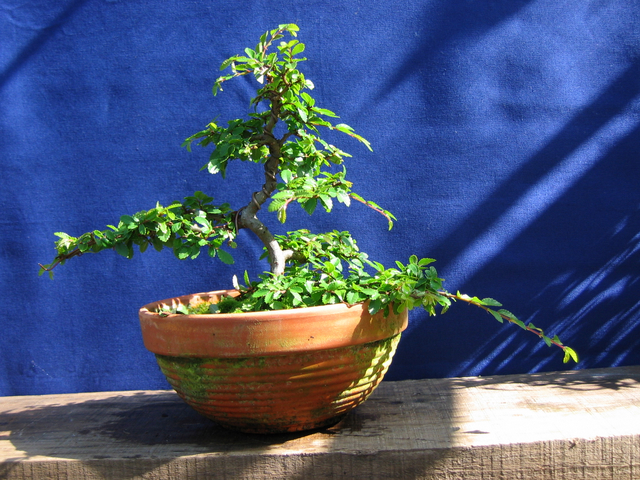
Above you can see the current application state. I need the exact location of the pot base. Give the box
[155,334,401,434]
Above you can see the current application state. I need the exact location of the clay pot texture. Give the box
[139,290,408,433]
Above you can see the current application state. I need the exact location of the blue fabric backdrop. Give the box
[2,1,639,396]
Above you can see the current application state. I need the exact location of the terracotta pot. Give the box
[139,290,408,433]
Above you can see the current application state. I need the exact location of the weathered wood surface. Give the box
[1,366,639,479]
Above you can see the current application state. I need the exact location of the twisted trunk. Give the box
[236,92,292,275]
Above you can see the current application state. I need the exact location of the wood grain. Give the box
[1,366,639,479]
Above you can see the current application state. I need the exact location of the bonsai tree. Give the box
[39,24,577,364]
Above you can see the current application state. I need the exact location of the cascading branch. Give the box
[40,24,578,364]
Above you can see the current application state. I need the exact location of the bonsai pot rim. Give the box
[139,289,409,358]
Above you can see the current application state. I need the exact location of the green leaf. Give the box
[418,258,436,266]
[322,261,336,275]
[368,298,382,315]
[302,198,317,215]
[346,291,361,305]
[290,289,303,305]
[336,190,351,206]
[115,242,132,259]
[297,106,308,123]
[120,215,136,228]
[488,309,504,323]
[300,92,314,106]
[527,322,543,335]
[217,249,235,265]
[498,309,517,322]
[563,347,579,363]
[311,107,338,117]
[277,208,287,224]
[280,169,293,183]
[319,194,333,212]
[282,23,299,35]
[152,237,164,252]
[335,123,353,133]
[220,57,235,71]
[480,297,502,307]
[358,287,379,298]
[291,42,305,56]
[194,216,212,232]
[194,191,214,203]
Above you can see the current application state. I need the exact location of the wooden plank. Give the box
[1,366,639,479]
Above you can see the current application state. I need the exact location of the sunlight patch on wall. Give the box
[444,96,640,287]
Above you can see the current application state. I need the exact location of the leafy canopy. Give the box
[40,24,577,365]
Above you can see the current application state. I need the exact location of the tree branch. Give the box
[237,87,288,274]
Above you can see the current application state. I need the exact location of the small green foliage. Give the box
[183,23,382,227]
[563,347,579,364]
[213,230,451,319]
[156,299,219,317]
[39,195,236,274]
